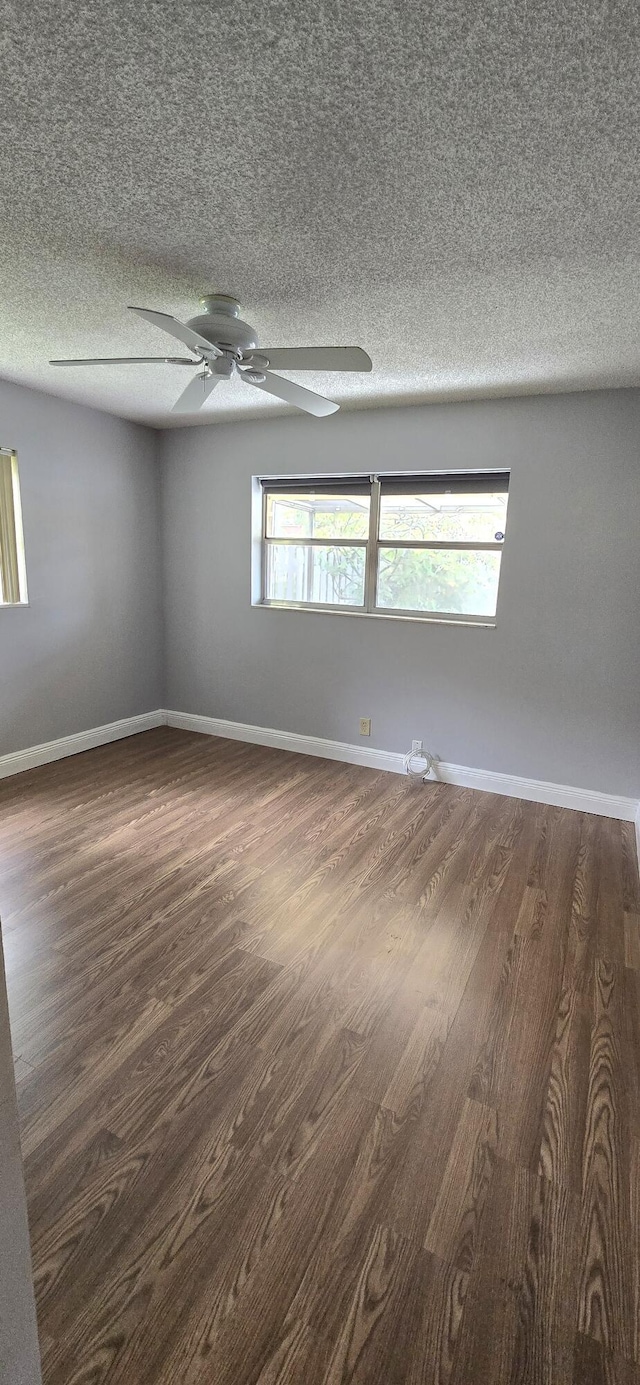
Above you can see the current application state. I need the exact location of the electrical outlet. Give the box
[412,738,423,753]
[359,717,371,736]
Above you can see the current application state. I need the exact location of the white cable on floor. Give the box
[403,747,437,781]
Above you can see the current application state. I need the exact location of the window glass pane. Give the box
[266,543,366,606]
[378,491,508,543]
[266,492,370,540]
[377,548,502,617]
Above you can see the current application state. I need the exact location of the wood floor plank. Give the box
[402,1252,470,1385]
[623,966,640,1142]
[595,818,628,969]
[620,822,640,915]
[0,728,636,1384]
[470,810,580,1172]
[424,1097,499,1272]
[538,982,592,1193]
[509,1173,580,1385]
[624,914,640,971]
[630,1134,640,1364]
[384,799,540,1245]
[538,813,599,1193]
[318,1221,421,1384]
[13,1053,34,1084]
[578,957,634,1358]
[252,1321,321,1384]
[573,1333,640,1384]
[282,1098,423,1345]
[449,1159,535,1385]
[118,1084,374,1385]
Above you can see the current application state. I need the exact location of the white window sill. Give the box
[0,601,29,610]
[254,602,496,629]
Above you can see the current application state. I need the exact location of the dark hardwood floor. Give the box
[0,726,639,1384]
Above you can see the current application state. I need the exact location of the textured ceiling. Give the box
[1,0,639,427]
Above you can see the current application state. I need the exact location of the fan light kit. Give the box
[50,294,373,418]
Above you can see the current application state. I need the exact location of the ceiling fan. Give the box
[50,294,373,417]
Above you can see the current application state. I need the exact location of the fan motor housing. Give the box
[186,294,258,356]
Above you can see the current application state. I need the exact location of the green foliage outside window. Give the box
[266,491,506,616]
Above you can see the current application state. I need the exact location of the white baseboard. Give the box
[1,707,637,827]
[432,761,637,821]
[166,709,403,775]
[165,710,639,823]
[0,710,166,780]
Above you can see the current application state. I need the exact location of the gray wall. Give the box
[160,389,640,798]
[0,379,164,755]
[2,377,638,795]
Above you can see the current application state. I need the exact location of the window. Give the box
[0,449,28,606]
[260,471,509,623]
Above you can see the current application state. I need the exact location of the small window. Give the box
[259,472,509,623]
[0,449,28,606]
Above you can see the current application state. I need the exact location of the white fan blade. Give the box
[128,307,222,359]
[49,356,195,366]
[242,369,339,416]
[171,372,220,414]
[255,347,372,372]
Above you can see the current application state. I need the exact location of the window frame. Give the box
[259,471,509,625]
[0,447,28,608]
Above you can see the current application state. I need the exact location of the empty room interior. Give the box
[1,4,640,1383]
